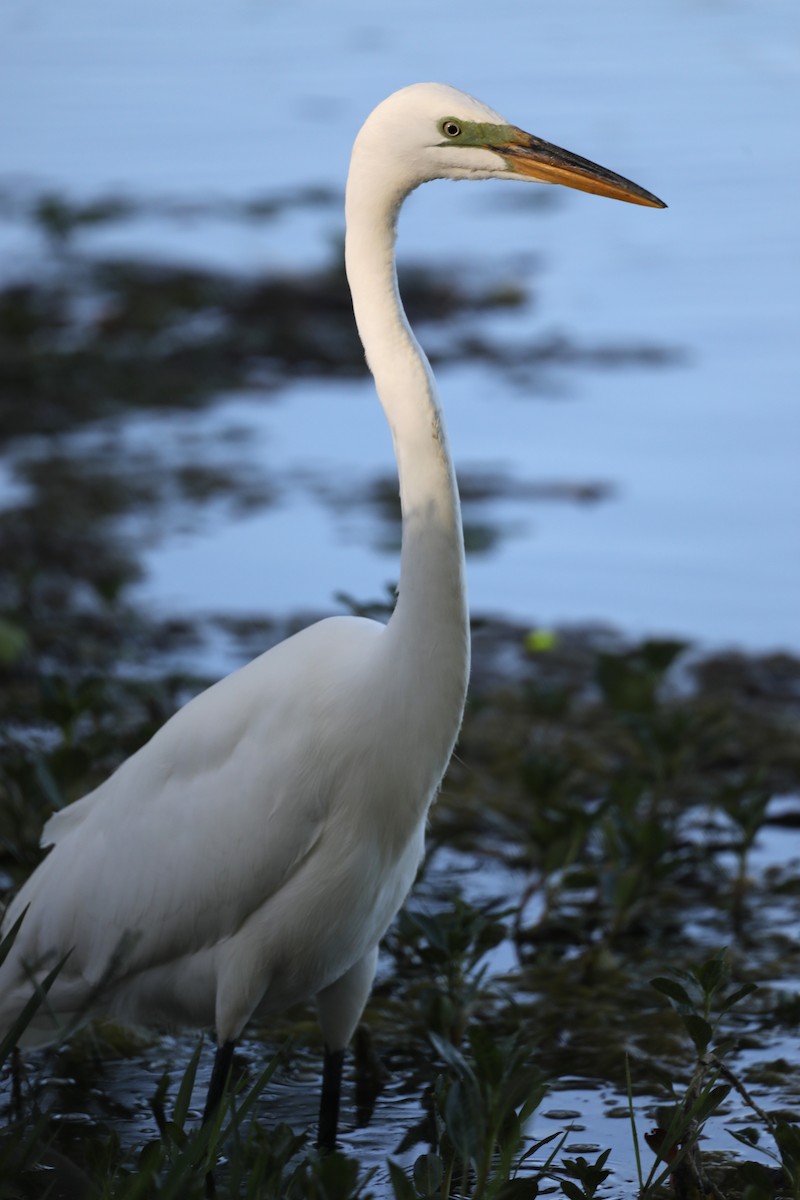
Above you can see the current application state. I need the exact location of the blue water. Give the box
[1,0,798,652]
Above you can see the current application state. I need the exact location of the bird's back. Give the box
[0,613,442,1046]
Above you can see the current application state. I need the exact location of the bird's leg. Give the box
[202,1039,235,1199]
[11,1046,24,1117]
[317,1046,345,1152]
[203,1039,236,1125]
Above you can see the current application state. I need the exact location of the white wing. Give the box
[2,615,389,1028]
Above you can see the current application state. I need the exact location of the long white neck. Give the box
[344,156,470,740]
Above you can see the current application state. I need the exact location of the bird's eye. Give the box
[441,120,462,138]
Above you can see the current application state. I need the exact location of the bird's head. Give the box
[352,82,665,208]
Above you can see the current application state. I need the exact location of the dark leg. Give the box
[317,1046,345,1153]
[203,1040,235,1198]
[203,1039,236,1125]
[11,1046,23,1117]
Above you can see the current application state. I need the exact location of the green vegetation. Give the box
[3,616,799,1197]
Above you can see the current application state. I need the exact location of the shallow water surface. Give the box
[1,0,798,651]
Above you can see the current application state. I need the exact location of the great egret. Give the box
[0,83,664,1149]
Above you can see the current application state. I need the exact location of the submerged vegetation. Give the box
[1,188,799,1197]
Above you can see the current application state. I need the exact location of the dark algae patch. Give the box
[1,189,798,1197]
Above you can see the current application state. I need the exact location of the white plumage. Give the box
[2,614,455,1049]
[1,83,663,1141]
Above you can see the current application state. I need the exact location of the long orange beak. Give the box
[495,128,666,208]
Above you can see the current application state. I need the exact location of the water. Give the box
[2,4,799,1193]
[11,827,800,1194]
[1,0,798,653]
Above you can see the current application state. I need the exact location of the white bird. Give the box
[0,83,664,1148]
